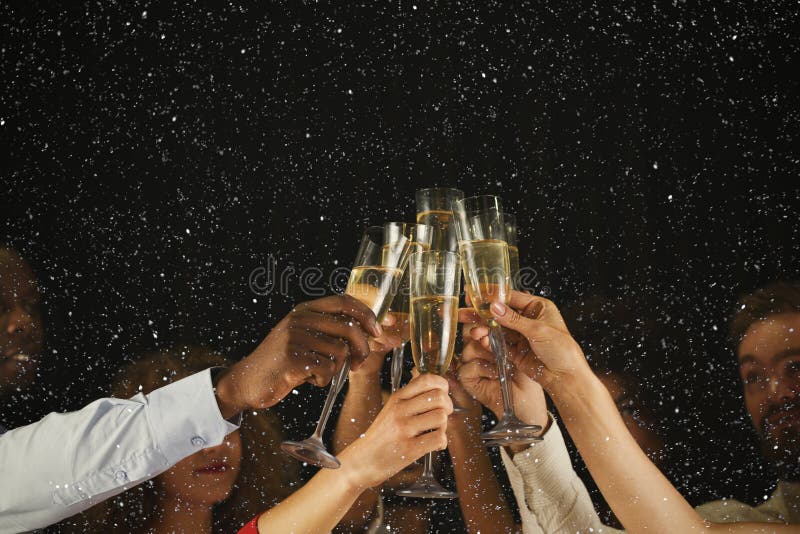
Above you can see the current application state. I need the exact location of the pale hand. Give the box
[338,373,453,490]
[463,290,590,392]
[457,331,547,430]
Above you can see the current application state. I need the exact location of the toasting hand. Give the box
[215,294,383,418]
[462,290,589,393]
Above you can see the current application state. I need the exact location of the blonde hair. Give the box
[62,345,299,533]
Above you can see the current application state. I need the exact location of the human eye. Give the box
[742,371,767,390]
[784,359,800,378]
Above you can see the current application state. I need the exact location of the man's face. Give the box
[738,312,800,479]
[0,250,44,396]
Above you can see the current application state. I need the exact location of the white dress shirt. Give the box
[500,415,615,534]
[0,368,240,533]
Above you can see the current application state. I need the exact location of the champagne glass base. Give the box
[280,438,341,469]
[481,417,542,446]
[483,436,543,448]
[395,478,458,499]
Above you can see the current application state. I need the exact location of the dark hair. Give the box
[61,345,299,533]
[729,280,800,346]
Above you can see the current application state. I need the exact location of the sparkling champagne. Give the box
[417,209,456,251]
[410,295,459,375]
[386,241,430,342]
[508,244,520,290]
[459,239,510,321]
[346,266,404,323]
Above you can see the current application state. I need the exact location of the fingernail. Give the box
[491,302,507,316]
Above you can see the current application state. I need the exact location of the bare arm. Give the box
[332,363,384,531]
[489,293,796,534]
[446,377,519,534]
[255,374,452,534]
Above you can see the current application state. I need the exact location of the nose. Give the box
[6,306,34,335]
[767,375,796,403]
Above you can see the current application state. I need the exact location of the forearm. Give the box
[448,417,518,534]
[332,372,383,530]
[548,371,704,534]
[257,452,364,534]
[333,373,383,452]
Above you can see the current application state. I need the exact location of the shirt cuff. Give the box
[145,368,242,467]
[500,412,576,507]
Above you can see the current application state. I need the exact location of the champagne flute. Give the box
[416,187,470,412]
[453,196,542,445]
[415,188,465,253]
[385,222,433,392]
[395,250,460,499]
[281,227,411,469]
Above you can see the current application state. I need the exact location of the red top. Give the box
[238,515,260,534]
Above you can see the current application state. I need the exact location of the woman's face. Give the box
[157,430,243,506]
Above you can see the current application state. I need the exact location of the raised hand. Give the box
[457,330,548,433]
[462,290,588,392]
[215,294,383,417]
[338,373,453,490]
[351,312,404,378]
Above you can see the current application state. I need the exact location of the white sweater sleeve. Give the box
[0,368,240,532]
[500,415,621,534]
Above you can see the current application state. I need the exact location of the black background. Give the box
[2,1,799,530]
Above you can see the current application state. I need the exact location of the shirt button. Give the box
[114,470,128,482]
[191,436,206,447]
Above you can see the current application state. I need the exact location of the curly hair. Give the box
[59,345,299,533]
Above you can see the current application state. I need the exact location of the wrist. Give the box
[512,385,549,430]
[349,370,381,387]
[336,446,372,493]
[506,414,553,454]
[546,365,601,407]
[213,368,243,420]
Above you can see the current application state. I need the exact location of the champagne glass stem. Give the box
[488,322,516,421]
[421,451,435,479]
[312,358,351,439]
[390,343,406,393]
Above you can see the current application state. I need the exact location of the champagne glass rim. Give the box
[454,194,503,208]
[416,186,465,195]
[384,221,434,232]
[356,226,384,250]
